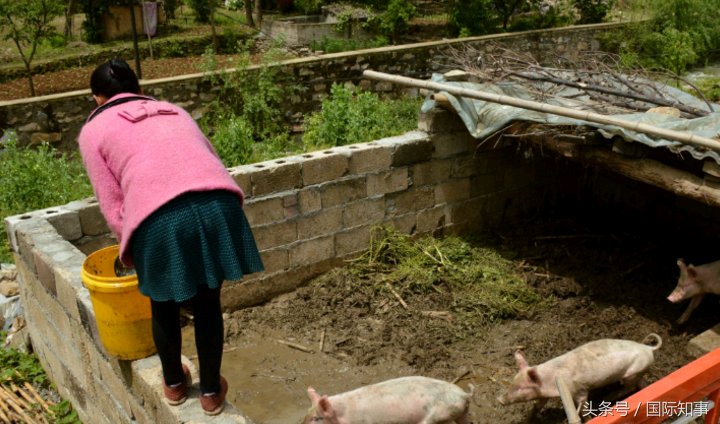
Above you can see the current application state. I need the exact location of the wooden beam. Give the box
[527,136,720,209]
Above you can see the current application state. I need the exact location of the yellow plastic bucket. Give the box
[81,245,156,360]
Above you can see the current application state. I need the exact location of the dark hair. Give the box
[90,58,141,97]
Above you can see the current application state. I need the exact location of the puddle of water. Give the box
[181,326,416,423]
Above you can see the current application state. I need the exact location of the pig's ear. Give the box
[514,350,529,369]
[687,264,697,278]
[677,259,686,270]
[527,367,542,387]
[317,396,337,419]
[307,387,321,405]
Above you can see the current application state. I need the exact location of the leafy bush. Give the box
[210,112,303,166]
[692,77,720,102]
[446,0,498,36]
[610,0,720,74]
[573,0,615,24]
[295,0,324,14]
[366,0,416,42]
[0,136,92,262]
[184,0,213,23]
[302,83,421,150]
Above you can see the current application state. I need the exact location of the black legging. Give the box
[151,284,224,394]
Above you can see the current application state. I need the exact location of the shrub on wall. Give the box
[302,83,421,150]
[0,136,92,262]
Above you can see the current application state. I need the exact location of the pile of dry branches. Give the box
[0,381,54,424]
[437,44,715,118]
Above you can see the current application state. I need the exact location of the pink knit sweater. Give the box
[78,93,244,265]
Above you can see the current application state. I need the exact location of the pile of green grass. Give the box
[352,226,546,323]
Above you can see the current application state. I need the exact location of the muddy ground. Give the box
[182,206,717,424]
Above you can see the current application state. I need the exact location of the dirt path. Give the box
[181,210,713,424]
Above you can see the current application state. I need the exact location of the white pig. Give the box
[497,333,662,419]
[668,258,720,324]
[301,376,472,424]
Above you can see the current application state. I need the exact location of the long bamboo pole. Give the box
[362,70,720,152]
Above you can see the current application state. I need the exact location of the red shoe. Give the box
[200,376,228,416]
[163,364,191,406]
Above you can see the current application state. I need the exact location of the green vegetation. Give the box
[351,226,546,323]
[201,48,421,167]
[0,136,93,262]
[0,0,65,95]
[692,77,720,102]
[0,331,81,423]
[303,83,421,151]
[602,0,720,75]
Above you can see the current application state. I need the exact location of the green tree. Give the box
[369,0,416,43]
[0,0,65,96]
[611,0,720,74]
[447,0,498,36]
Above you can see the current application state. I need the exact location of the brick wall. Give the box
[3,108,570,423]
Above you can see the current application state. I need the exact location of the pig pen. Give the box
[180,194,718,424]
[6,107,720,424]
[187,145,720,422]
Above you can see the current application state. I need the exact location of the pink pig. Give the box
[301,376,472,424]
[497,334,662,419]
[668,258,720,324]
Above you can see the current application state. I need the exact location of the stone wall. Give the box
[3,108,570,423]
[0,22,626,152]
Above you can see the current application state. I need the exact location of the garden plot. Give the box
[181,210,712,424]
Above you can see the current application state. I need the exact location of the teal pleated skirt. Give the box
[131,190,264,302]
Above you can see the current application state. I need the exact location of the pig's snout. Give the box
[667,289,684,303]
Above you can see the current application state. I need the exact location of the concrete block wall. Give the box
[4,108,567,423]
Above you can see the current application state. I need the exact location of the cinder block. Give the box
[78,201,109,236]
[249,159,302,196]
[45,209,83,241]
[283,193,299,219]
[416,205,447,234]
[367,168,409,196]
[343,197,385,227]
[229,167,252,197]
[435,178,471,204]
[253,221,297,250]
[340,143,394,174]
[299,187,322,214]
[297,207,343,240]
[418,108,468,133]
[244,196,285,226]
[384,213,417,235]
[451,155,482,179]
[431,132,476,159]
[391,136,434,167]
[33,249,57,296]
[54,255,86,322]
[411,159,453,187]
[335,225,373,257]
[302,151,349,186]
[259,248,289,273]
[687,324,720,358]
[320,176,367,208]
[386,186,435,216]
[290,236,334,267]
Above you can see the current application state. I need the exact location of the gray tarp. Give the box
[421,73,720,164]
